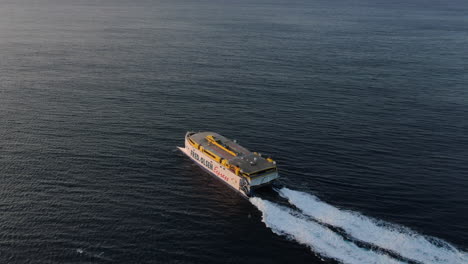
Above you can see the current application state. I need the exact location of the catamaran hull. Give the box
[178,146,250,197]
[178,132,280,198]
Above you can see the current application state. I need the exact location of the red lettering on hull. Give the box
[214,167,230,182]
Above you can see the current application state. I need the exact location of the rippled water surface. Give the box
[1,0,467,263]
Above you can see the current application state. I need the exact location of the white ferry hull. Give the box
[178,132,280,198]
[178,145,249,197]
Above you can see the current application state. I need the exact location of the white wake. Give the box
[250,197,405,264]
[278,187,468,264]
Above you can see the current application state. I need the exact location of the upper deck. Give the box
[188,132,276,175]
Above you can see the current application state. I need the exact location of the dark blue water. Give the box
[1,0,467,263]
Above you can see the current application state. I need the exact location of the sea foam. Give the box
[278,188,468,264]
[250,197,405,264]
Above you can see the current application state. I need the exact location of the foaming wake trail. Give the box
[250,197,405,264]
[278,188,468,264]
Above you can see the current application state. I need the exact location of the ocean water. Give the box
[1,0,467,263]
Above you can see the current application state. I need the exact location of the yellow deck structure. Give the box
[187,132,277,179]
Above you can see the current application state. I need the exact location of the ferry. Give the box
[178,132,280,197]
